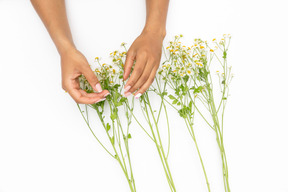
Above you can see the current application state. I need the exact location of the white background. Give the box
[1,0,288,192]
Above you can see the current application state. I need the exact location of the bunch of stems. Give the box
[78,52,137,191]
[173,35,232,191]
[188,36,232,192]
[76,36,233,191]
[136,76,176,191]
[158,38,211,191]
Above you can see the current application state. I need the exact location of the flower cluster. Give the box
[80,45,128,93]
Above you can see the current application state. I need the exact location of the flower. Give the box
[196,62,203,67]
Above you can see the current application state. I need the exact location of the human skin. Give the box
[30,0,169,103]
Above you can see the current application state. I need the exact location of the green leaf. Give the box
[172,99,178,104]
[113,84,121,89]
[178,105,192,118]
[114,101,123,107]
[86,90,94,93]
[178,108,187,118]
[106,123,111,132]
[110,136,115,145]
[193,86,204,94]
[120,97,127,102]
[183,75,189,83]
[223,97,227,100]
[110,109,118,120]
[189,101,192,109]
[183,86,189,93]
[223,51,227,59]
[179,84,184,92]
[128,134,132,139]
[161,91,168,97]
[168,95,176,100]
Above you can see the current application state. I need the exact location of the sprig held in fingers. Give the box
[61,48,110,104]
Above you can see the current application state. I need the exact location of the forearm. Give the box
[31,0,75,55]
[143,0,169,39]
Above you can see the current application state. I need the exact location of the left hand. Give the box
[123,31,164,99]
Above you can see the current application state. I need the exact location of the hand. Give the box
[61,48,110,104]
[123,31,164,98]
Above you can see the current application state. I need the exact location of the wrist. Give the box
[56,39,76,57]
[142,26,166,40]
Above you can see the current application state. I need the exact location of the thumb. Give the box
[82,65,102,92]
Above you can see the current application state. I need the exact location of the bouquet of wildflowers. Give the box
[77,35,232,192]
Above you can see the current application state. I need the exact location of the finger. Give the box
[123,51,136,80]
[68,88,110,104]
[133,66,158,99]
[79,89,110,98]
[124,53,148,95]
[127,59,155,94]
[81,65,102,93]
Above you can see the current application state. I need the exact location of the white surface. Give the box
[1,0,288,192]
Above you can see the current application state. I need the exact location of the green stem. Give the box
[77,104,114,158]
[143,103,174,191]
[185,117,211,192]
[207,88,230,192]
[95,104,136,192]
[145,95,176,191]
[176,93,211,192]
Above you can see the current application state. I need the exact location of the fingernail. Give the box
[124,92,131,97]
[135,93,142,99]
[95,98,106,103]
[104,92,110,97]
[95,83,103,92]
[124,85,131,92]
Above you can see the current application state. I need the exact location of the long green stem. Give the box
[185,117,211,192]
[207,88,230,192]
[85,103,136,192]
[145,95,176,191]
[140,94,176,192]
[143,103,174,191]
[175,93,211,192]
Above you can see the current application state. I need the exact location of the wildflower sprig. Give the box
[161,34,232,191]
[191,34,232,192]
[159,35,211,191]
[78,48,136,192]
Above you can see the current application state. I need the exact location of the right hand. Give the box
[60,48,110,104]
